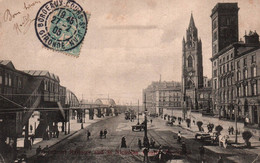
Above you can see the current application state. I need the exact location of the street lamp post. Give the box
[231,102,238,144]
[143,93,149,148]
[137,99,140,125]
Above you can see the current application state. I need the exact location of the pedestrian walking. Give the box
[199,145,205,161]
[30,125,33,133]
[87,130,91,140]
[150,119,153,124]
[104,129,107,138]
[138,138,142,149]
[43,145,49,154]
[150,138,155,148]
[228,126,231,135]
[181,141,186,155]
[30,135,35,145]
[157,147,163,162]
[36,145,42,155]
[177,131,182,143]
[231,126,234,135]
[143,147,149,162]
[100,130,103,139]
[56,129,59,138]
[121,137,126,148]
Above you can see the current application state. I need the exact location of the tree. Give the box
[186,118,191,128]
[215,125,223,135]
[242,131,253,147]
[197,121,203,131]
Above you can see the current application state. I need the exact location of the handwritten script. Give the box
[2,1,41,34]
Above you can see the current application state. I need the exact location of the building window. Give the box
[244,84,248,96]
[231,89,233,100]
[252,55,256,63]
[251,66,256,77]
[220,59,222,64]
[213,20,217,29]
[244,58,247,66]
[220,67,222,74]
[214,61,216,66]
[219,92,222,102]
[214,79,217,89]
[237,86,241,97]
[231,53,233,58]
[0,71,2,85]
[223,91,226,102]
[223,57,225,63]
[8,74,12,87]
[237,71,241,81]
[213,70,217,77]
[237,60,240,68]
[231,62,234,70]
[213,45,217,54]
[227,55,229,60]
[244,69,248,79]
[227,90,229,101]
[213,31,217,41]
[252,82,257,96]
[44,81,47,90]
[188,56,193,67]
[18,78,21,88]
[5,73,8,86]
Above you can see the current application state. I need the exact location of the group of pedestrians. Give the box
[100,129,108,139]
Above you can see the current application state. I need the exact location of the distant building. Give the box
[210,3,260,127]
[143,81,181,115]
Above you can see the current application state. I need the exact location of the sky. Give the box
[0,0,260,105]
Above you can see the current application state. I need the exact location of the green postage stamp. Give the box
[35,0,90,57]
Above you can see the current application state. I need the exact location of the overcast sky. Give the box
[0,0,260,104]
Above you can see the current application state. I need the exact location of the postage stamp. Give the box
[35,0,89,57]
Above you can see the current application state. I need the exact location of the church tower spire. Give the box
[188,13,196,29]
[186,13,198,47]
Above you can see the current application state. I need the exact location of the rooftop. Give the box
[23,70,60,82]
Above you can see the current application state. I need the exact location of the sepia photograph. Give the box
[0,0,260,162]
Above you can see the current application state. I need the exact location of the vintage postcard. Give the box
[0,0,260,163]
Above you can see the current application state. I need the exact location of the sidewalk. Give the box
[164,109,260,149]
[157,112,260,162]
[17,116,111,159]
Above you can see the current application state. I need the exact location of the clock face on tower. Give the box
[189,71,193,77]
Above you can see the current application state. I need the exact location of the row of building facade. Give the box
[143,2,260,127]
[0,60,80,151]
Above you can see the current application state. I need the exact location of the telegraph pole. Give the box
[143,93,149,147]
[137,99,140,125]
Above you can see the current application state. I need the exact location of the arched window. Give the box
[251,66,256,77]
[188,56,193,68]
[244,69,248,79]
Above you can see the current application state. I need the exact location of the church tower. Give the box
[182,13,203,111]
[182,13,203,90]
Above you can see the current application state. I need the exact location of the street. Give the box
[27,114,258,163]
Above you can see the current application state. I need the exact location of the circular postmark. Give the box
[35,0,87,51]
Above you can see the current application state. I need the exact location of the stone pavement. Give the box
[17,116,111,159]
